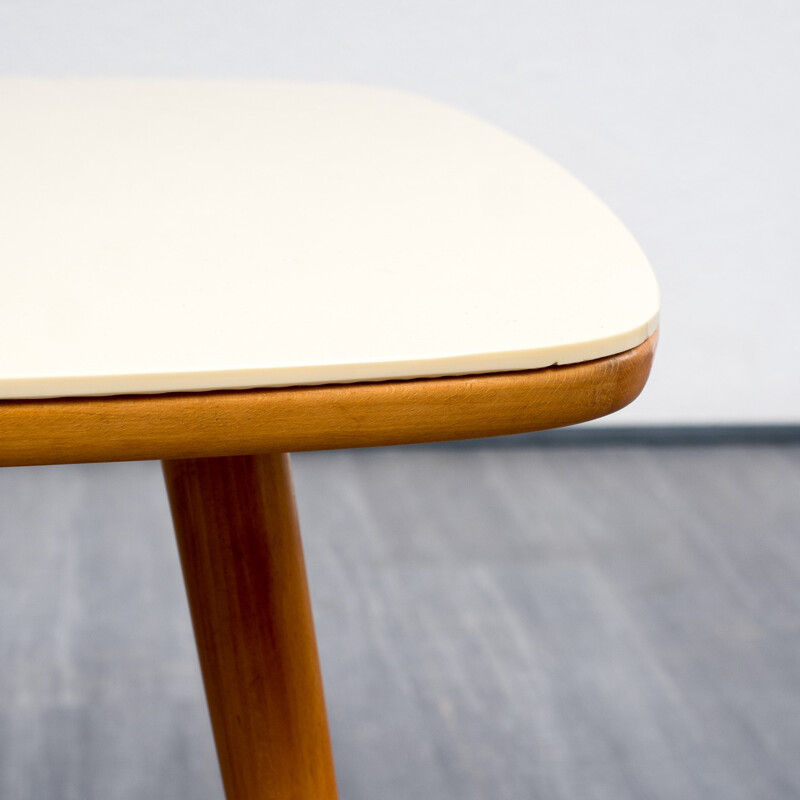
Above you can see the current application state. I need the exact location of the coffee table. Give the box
[0,79,659,800]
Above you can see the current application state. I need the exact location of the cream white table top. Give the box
[0,79,658,400]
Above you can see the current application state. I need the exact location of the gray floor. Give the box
[1,440,799,800]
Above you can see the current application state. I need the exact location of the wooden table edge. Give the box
[0,331,657,467]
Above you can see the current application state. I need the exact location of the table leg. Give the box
[162,454,339,800]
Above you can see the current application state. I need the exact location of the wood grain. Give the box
[4,444,800,800]
[0,333,656,466]
[163,453,339,800]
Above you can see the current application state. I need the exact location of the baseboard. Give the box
[436,425,800,448]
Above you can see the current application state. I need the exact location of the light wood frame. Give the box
[2,333,657,800]
[0,334,656,467]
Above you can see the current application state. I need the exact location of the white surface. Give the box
[0,0,794,420]
[0,79,658,400]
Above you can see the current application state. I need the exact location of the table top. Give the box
[0,78,658,401]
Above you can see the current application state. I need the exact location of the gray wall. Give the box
[2,0,797,424]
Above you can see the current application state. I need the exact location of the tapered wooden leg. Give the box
[163,454,339,800]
